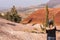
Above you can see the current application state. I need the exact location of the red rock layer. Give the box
[22,8,60,26]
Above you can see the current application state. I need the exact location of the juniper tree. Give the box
[4,5,22,23]
[10,5,21,23]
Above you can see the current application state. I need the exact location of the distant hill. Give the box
[22,8,60,26]
[47,0,60,8]
[17,0,60,15]
[38,0,60,8]
[18,0,60,19]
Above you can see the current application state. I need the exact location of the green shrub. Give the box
[4,5,22,23]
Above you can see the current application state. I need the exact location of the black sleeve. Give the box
[46,30,48,33]
[56,27,60,32]
[53,26,56,31]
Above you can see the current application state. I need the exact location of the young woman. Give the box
[41,20,60,40]
[41,20,56,40]
[46,20,56,40]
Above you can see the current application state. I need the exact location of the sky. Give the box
[0,0,49,9]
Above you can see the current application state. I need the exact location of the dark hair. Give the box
[48,20,53,26]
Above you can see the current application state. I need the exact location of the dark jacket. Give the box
[46,27,56,37]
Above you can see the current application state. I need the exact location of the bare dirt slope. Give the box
[0,18,47,40]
